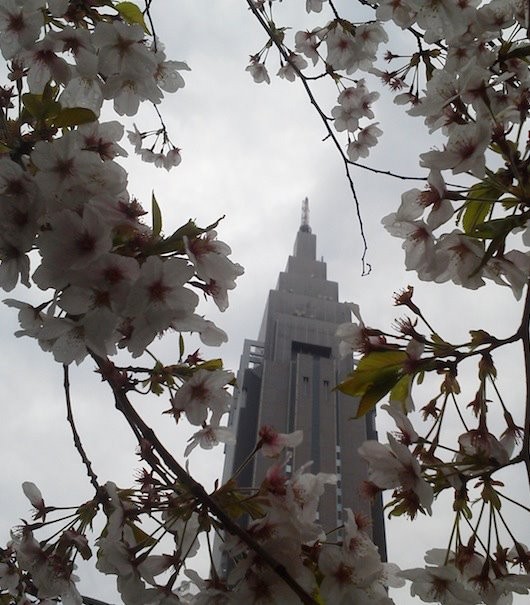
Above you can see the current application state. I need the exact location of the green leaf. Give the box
[115,1,150,33]
[389,374,411,408]
[197,359,224,371]
[356,376,401,417]
[151,191,162,237]
[128,522,156,547]
[53,107,97,127]
[42,81,59,102]
[467,215,525,240]
[501,197,520,210]
[145,216,224,256]
[179,333,185,361]
[213,480,264,520]
[76,500,99,530]
[422,54,434,81]
[22,93,60,120]
[502,44,530,61]
[469,329,494,348]
[430,333,455,356]
[481,482,502,510]
[461,181,500,235]
[336,350,407,417]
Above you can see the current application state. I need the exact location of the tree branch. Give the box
[245,0,439,275]
[63,365,100,493]
[91,353,318,605]
[83,597,115,605]
[519,280,530,484]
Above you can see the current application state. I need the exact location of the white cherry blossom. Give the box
[277,52,308,81]
[246,59,270,84]
[0,0,43,60]
[170,368,233,426]
[359,434,434,514]
[420,122,491,178]
[401,565,481,604]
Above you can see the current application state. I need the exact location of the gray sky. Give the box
[0,1,528,602]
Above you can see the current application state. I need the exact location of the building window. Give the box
[323,380,329,387]
[303,376,309,383]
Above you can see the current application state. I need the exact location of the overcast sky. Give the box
[0,1,529,603]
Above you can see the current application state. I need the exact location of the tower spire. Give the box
[300,197,311,233]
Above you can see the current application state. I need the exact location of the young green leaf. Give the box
[22,93,60,121]
[115,1,151,33]
[461,181,500,235]
[53,107,97,128]
[336,350,407,417]
[179,333,185,362]
[151,191,162,237]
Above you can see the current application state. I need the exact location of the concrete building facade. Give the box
[222,203,386,559]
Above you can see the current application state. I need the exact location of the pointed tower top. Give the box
[300,197,311,233]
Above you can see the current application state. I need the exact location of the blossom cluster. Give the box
[246,4,388,162]
[374,0,530,295]
[1,1,188,117]
[334,283,530,603]
[250,0,530,298]
[330,81,382,162]
[402,547,530,605]
[0,1,244,366]
[1,437,400,605]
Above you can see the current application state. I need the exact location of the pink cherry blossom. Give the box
[258,425,303,457]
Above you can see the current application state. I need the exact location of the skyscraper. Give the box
[221,199,386,559]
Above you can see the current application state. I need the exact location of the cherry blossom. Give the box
[420,122,491,178]
[0,0,43,60]
[359,434,434,515]
[21,481,44,512]
[401,565,481,605]
[184,414,235,456]
[294,29,320,65]
[170,368,233,426]
[258,425,303,457]
[246,58,270,84]
[277,52,308,81]
[185,230,244,311]
[336,302,368,356]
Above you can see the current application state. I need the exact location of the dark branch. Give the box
[246,0,375,274]
[519,280,530,484]
[63,365,100,492]
[83,597,115,605]
[91,353,318,605]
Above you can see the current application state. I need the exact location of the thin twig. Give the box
[91,353,318,605]
[519,280,530,484]
[245,0,470,275]
[63,365,100,492]
[246,0,378,273]
[82,597,115,605]
[349,161,430,181]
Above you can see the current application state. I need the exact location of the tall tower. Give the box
[222,200,386,557]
